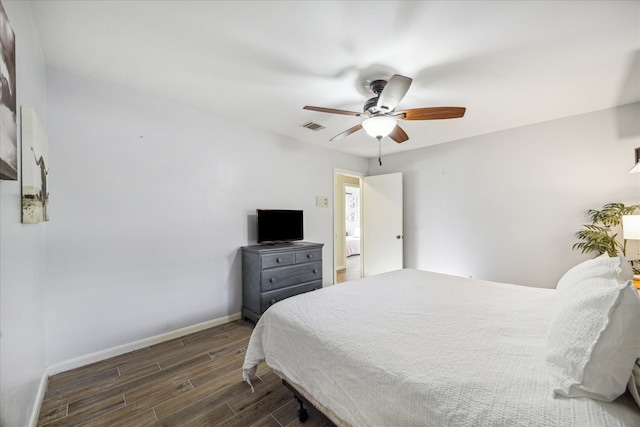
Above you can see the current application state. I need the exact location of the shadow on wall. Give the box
[616,103,640,139]
[227,248,242,314]
[247,213,257,242]
[616,49,639,139]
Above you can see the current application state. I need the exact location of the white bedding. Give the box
[345,235,360,256]
[243,269,640,426]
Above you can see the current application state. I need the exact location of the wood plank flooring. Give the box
[336,255,360,283]
[37,320,336,427]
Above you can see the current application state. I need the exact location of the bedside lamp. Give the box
[623,215,640,240]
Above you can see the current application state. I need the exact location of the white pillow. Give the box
[546,255,640,401]
[617,253,634,283]
[556,254,630,296]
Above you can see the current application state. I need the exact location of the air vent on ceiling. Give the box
[300,121,325,131]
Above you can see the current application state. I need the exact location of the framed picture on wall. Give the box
[0,0,17,180]
[21,107,49,223]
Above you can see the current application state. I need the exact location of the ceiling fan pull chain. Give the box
[378,138,382,166]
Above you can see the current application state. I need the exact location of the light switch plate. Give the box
[316,196,329,207]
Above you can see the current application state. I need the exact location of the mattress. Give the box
[243,269,640,426]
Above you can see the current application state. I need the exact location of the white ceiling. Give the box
[27,0,640,158]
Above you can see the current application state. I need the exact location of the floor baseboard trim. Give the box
[29,372,49,427]
[45,312,242,377]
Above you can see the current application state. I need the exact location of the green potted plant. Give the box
[573,202,640,258]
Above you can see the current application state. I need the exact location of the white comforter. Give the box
[243,269,640,426]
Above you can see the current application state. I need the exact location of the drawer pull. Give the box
[270,278,275,283]
[313,269,318,274]
[277,258,282,263]
[270,299,276,305]
[307,254,313,258]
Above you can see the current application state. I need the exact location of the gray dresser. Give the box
[241,242,324,322]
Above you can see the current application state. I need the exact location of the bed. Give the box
[345,235,360,257]
[345,226,360,257]
[243,262,640,426]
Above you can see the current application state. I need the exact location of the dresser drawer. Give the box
[261,281,321,313]
[295,248,322,264]
[261,261,322,292]
[261,252,295,269]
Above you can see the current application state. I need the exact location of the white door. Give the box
[362,173,403,277]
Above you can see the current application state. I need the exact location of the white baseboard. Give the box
[29,372,49,427]
[45,312,242,377]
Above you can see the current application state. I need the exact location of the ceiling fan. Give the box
[303,74,466,144]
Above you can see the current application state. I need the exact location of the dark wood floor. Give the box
[336,255,360,283]
[37,320,335,427]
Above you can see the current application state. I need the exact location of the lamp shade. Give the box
[623,215,640,240]
[362,116,396,139]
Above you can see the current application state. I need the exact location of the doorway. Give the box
[334,170,363,284]
[338,183,361,283]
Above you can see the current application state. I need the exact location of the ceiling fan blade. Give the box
[388,124,409,143]
[376,74,412,112]
[393,107,466,121]
[330,124,363,141]
[303,106,362,116]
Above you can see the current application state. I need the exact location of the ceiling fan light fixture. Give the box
[362,116,396,139]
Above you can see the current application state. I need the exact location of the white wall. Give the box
[44,69,368,366]
[0,2,48,426]
[369,103,640,288]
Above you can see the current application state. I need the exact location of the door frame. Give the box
[333,168,364,284]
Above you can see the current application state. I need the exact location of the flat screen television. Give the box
[257,209,304,244]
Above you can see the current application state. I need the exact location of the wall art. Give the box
[0,0,17,180]
[21,107,49,223]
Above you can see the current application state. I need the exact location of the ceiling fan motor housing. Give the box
[364,97,380,114]
[369,79,387,95]
[364,79,390,114]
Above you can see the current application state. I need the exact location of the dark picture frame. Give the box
[0,0,17,180]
